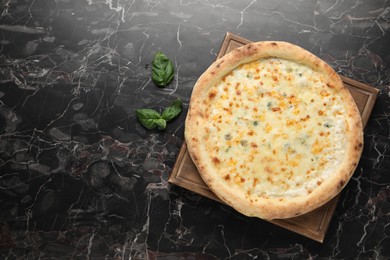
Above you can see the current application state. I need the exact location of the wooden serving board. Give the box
[169,32,379,243]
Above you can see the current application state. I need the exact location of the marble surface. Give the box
[0,0,389,259]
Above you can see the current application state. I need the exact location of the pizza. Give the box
[184,41,363,220]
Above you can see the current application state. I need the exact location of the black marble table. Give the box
[0,0,389,259]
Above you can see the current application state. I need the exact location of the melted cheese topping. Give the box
[205,58,347,197]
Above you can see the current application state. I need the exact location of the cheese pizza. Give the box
[185,41,363,219]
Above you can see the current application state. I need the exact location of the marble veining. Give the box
[0,0,389,259]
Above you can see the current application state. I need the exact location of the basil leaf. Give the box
[162,99,182,122]
[136,108,162,130]
[156,118,167,130]
[152,51,174,87]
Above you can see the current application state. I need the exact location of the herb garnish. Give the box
[152,51,174,87]
[136,99,182,130]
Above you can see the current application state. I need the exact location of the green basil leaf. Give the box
[136,108,162,130]
[162,99,182,122]
[152,51,174,87]
[156,119,167,130]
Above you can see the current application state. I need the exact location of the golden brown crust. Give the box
[185,41,363,220]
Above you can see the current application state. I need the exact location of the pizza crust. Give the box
[185,41,363,220]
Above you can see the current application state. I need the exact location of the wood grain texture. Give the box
[169,32,379,243]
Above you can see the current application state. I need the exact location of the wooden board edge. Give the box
[339,75,379,127]
[217,32,251,59]
[168,142,187,184]
[270,195,340,243]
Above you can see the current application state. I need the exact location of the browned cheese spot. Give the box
[265,166,272,174]
[271,42,277,46]
[300,115,310,121]
[208,90,217,100]
[224,174,230,181]
[212,157,221,165]
[223,107,232,114]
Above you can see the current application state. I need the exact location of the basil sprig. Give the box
[136,99,182,130]
[152,51,174,87]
